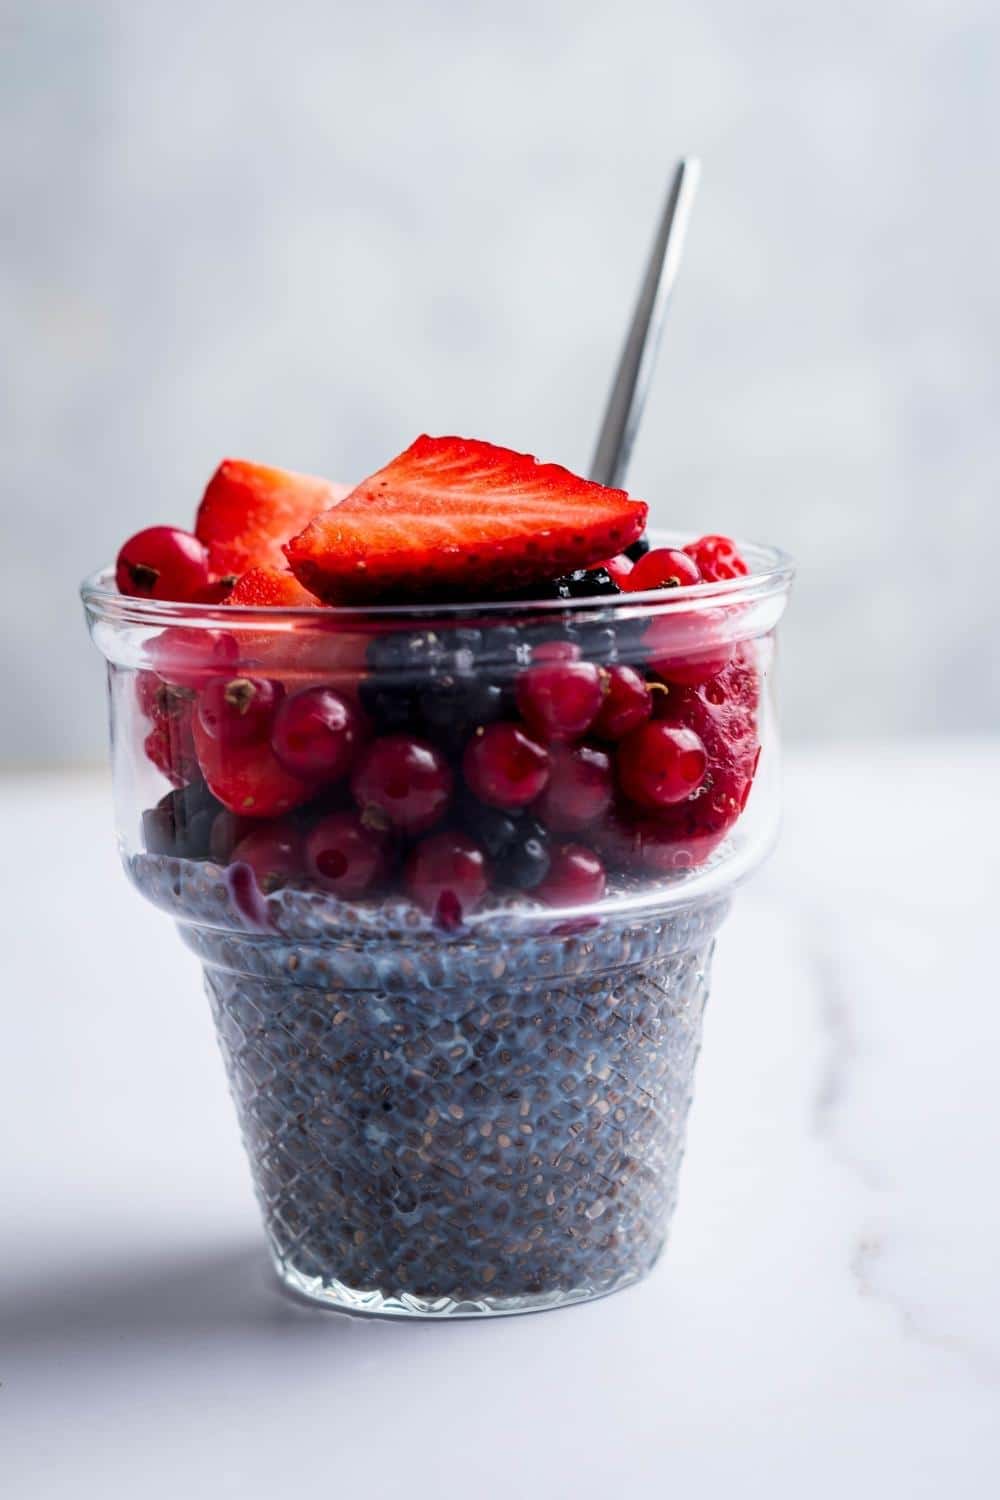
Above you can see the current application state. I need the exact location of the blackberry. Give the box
[555,566,621,599]
[625,535,650,562]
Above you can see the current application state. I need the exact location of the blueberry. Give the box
[143,782,220,859]
[359,680,420,732]
[495,818,551,891]
[480,625,531,679]
[625,535,650,562]
[574,623,618,664]
[459,794,521,858]
[368,630,447,679]
[419,676,505,737]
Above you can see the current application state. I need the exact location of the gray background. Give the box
[3,0,998,764]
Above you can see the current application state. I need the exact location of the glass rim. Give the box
[81,530,795,628]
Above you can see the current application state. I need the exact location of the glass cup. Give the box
[82,535,793,1317]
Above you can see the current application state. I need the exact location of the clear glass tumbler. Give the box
[83,536,792,1317]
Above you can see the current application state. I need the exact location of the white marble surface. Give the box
[2,745,998,1497]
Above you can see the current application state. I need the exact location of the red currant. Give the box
[535,745,613,832]
[229,821,304,893]
[271,687,360,780]
[135,670,192,724]
[624,547,702,592]
[536,843,606,907]
[116,526,213,602]
[304,810,390,899]
[642,615,732,686]
[591,664,652,740]
[617,722,708,809]
[197,676,282,748]
[192,714,314,817]
[596,805,729,875]
[683,534,749,582]
[148,626,240,690]
[351,734,452,833]
[462,723,550,809]
[515,659,604,742]
[405,830,489,926]
[600,554,634,588]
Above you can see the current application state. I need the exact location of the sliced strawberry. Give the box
[226,567,322,607]
[195,460,350,577]
[191,714,315,818]
[284,435,647,605]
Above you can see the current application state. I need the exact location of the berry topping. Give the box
[116,526,213,602]
[462,723,550,809]
[536,843,607,908]
[284,435,647,605]
[148,626,240,690]
[271,688,360,781]
[229,821,305,893]
[304,810,390,899]
[536,745,613,832]
[624,547,702,592]
[225,567,322,607]
[625,535,650,562]
[197,676,282,748]
[192,714,314,817]
[405,830,489,926]
[683,534,749,582]
[515,656,604,742]
[195,460,349,577]
[590,664,652,740]
[617,722,708,809]
[351,734,453,834]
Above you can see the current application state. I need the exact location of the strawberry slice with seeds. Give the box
[284,435,648,604]
[196,459,350,577]
[226,567,322,607]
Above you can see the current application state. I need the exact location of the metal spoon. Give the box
[589,158,701,490]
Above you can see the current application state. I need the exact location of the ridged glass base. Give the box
[274,1251,653,1319]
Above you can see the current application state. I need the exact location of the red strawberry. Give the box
[284,435,647,605]
[226,567,322,607]
[191,713,315,818]
[195,460,350,577]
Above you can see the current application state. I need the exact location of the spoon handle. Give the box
[589,158,701,490]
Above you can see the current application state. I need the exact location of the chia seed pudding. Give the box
[132,851,726,1314]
